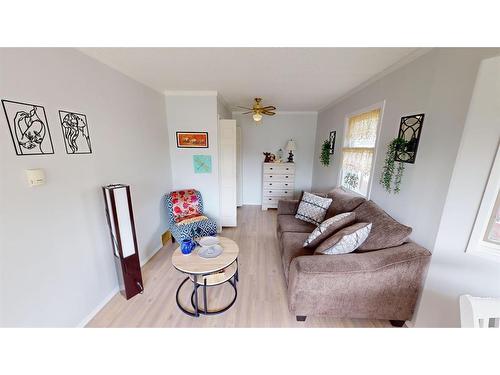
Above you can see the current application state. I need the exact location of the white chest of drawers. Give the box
[262,162,295,210]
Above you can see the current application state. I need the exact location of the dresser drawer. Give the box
[262,196,281,206]
[263,174,293,182]
[263,189,294,197]
[263,163,295,174]
[263,181,293,189]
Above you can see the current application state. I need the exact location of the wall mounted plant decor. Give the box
[2,99,54,156]
[329,131,336,155]
[59,110,92,154]
[380,138,407,194]
[394,113,424,164]
[320,139,331,166]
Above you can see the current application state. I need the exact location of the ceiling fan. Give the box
[237,98,276,123]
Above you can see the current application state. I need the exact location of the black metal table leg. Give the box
[175,277,199,317]
[235,258,239,282]
[203,279,208,314]
[193,275,199,317]
[176,259,239,317]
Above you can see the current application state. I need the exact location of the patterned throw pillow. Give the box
[295,192,333,225]
[315,222,372,255]
[303,212,356,248]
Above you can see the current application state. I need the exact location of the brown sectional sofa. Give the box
[277,187,431,325]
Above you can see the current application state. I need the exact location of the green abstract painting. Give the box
[193,154,212,174]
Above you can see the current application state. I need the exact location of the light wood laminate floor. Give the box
[87,206,391,328]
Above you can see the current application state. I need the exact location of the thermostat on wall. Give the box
[25,169,45,187]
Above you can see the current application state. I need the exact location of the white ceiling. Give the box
[79,48,424,111]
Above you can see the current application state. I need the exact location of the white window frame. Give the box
[466,143,500,263]
[338,101,385,199]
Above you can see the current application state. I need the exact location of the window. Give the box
[340,108,381,197]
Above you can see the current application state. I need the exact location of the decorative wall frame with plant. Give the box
[394,113,424,164]
[320,131,336,166]
[380,113,425,194]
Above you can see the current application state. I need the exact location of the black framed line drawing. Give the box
[329,130,336,155]
[394,113,425,164]
[1,99,54,156]
[58,110,92,154]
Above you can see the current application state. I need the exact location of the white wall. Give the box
[233,112,318,205]
[165,94,220,221]
[414,56,500,327]
[311,48,500,251]
[0,48,172,327]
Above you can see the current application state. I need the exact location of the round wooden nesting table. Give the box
[172,236,239,317]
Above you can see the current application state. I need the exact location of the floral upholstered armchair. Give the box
[166,189,217,243]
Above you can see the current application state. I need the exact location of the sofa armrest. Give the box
[277,199,299,215]
[287,242,431,319]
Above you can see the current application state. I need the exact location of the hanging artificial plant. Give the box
[320,139,331,166]
[380,137,407,194]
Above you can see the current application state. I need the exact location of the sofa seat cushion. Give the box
[281,232,314,282]
[353,200,412,251]
[326,187,366,218]
[277,214,316,238]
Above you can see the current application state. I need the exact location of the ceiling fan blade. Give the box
[236,106,253,110]
[262,110,276,116]
[261,106,276,111]
[241,111,254,114]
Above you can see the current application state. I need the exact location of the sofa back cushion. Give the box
[326,187,366,218]
[353,200,412,251]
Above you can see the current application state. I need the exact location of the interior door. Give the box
[219,119,237,227]
[236,126,243,207]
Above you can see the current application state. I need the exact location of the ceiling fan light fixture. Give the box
[252,112,263,122]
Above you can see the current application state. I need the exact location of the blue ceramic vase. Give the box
[181,238,196,255]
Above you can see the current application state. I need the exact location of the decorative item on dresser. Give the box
[262,162,295,210]
[286,139,296,163]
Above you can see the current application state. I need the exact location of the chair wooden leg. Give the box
[296,315,307,322]
[390,320,405,327]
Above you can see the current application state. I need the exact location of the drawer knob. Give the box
[269,183,273,185]
[285,183,288,186]
[285,191,288,193]
[269,191,272,193]
[270,175,273,178]
[285,176,288,178]
[270,167,273,170]
[268,198,272,201]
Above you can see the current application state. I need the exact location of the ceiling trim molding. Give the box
[318,48,434,112]
[164,90,218,96]
[217,94,231,110]
[232,110,318,115]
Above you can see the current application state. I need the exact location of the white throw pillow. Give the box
[295,192,333,225]
[315,223,372,255]
[303,212,356,247]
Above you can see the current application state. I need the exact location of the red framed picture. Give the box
[176,131,209,148]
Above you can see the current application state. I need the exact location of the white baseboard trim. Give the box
[78,245,163,327]
[77,286,119,328]
[140,245,162,267]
